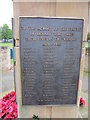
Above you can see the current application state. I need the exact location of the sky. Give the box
[0,0,13,29]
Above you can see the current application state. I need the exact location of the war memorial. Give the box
[13,0,89,118]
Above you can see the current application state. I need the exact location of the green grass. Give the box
[0,42,13,48]
[85,42,90,48]
[11,59,13,64]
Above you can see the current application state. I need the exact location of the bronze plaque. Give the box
[19,17,83,105]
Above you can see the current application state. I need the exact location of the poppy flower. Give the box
[11,96,15,102]
[10,91,15,97]
[80,97,85,106]
[0,99,4,108]
[12,109,18,118]
[0,91,18,119]
[5,113,14,119]
[0,105,6,118]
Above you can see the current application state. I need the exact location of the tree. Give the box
[0,27,2,40]
[88,32,90,40]
[2,24,12,40]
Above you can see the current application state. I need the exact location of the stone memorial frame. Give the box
[13,1,89,118]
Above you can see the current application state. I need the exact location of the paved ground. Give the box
[79,72,88,118]
[0,47,14,98]
[1,70,14,94]
[0,47,89,118]
[79,54,89,118]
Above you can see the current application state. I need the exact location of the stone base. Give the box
[18,99,81,118]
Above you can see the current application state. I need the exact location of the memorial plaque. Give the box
[19,17,83,105]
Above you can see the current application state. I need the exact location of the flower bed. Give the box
[0,91,18,119]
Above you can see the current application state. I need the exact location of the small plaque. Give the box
[19,17,83,105]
